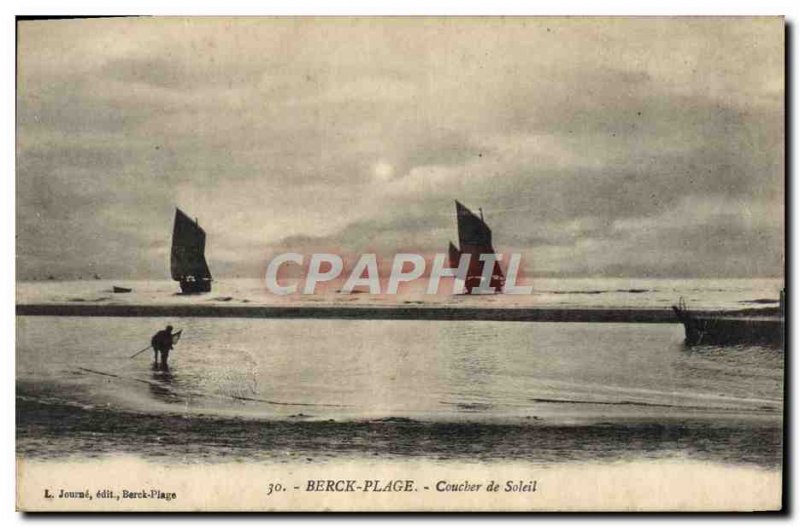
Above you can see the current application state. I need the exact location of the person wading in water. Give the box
[151,325,177,370]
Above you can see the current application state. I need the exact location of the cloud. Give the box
[16,17,784,280]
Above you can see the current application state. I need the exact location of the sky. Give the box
[16,17,784,280]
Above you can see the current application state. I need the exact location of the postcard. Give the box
[16,16,784,511]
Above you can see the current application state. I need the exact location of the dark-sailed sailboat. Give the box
[171,208,212,294]
[448,200,505,294]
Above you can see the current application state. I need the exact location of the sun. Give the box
[372,161,395,182]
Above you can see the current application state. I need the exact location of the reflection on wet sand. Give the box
[147,367,185,405]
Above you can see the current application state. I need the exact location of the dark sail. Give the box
[171,208,212,293]
[451,200,504,293]
[455,200,493,251]
[448,241,461,268]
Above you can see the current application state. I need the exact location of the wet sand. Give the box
[16,392,782,467]
[16,311,784,473]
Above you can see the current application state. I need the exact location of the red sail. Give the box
[448,241,461,268]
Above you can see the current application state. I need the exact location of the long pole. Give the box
[129,345,152,359]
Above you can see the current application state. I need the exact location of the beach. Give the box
[17,289,784,464]
[15,278,784,511]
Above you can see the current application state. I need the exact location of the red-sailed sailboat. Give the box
[448,200,505,294]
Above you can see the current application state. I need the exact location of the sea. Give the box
[16,276,784,310]
[16,278,784,468]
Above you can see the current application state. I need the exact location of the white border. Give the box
[4,2,795,525]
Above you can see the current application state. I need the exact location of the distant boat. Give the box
[112,286,132,293]
[448,200,505,293]
[171,208,212,294]
[672,297,783,347]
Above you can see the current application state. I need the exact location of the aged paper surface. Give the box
[16,16,784,512]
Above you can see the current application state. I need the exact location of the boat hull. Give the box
[179,279,212,294]
[673,306,783,347]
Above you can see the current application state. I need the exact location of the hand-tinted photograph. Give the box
[16,16,784,512]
